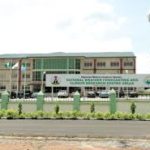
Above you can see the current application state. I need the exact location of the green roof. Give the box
[0,52,135,59]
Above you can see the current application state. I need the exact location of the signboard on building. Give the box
[46,74,150,87]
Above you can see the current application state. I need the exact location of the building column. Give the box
[133,58,136,73]
[93,59,96,74]
[18,59,22,92]
[120,58,123,74]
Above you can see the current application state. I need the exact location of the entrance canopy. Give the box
[46,74,150,88]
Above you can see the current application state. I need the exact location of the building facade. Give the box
[0,52,136,94]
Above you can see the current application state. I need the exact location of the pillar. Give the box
[1,90,9,110]
[73,91,80,111]
[109,89,117,114]
[36,91,44,111]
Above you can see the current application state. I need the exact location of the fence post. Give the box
[36,91,44,111]
[1,90,9,110]
[109,89,117,114]
[73,91,80,111]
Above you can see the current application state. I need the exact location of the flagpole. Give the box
[9,59,13,98]
[23,61,27,99]
[41,58,44,92]
[16,63,19,98]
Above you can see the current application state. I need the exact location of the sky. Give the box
[0,0,150,73]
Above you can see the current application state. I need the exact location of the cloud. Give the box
[0,0,132,54]
[136,52,150,74]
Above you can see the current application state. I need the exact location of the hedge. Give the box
[0,109,150,120]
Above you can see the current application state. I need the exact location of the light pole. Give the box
[125,70,129,98]
[41,71,46,92]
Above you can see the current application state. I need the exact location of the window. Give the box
[124,62,133,66]
[97,62,106,67]
[22,63,30,68]
[75,59,80,69]
[0,85,5,90]
[84,62,92,67]
[26,63,30,67]
[69,71,80,74]
[22,74,30,78]
[111,62,119,67]
[26,74,30,78]
[97,87,106,90]
[12,85,17,90]
[85,87,93,90]
[32,72,41,81]
[22,85,30,90]
[12,73,17,78]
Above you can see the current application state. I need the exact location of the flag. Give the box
[4,62,13,68]
[12,62,19,69]
[21,63,26,72]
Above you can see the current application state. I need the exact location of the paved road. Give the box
[0,120,150,138]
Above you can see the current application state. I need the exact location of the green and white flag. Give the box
[12,62,19,69]
[4,62,13,68]
[21,63,27,72]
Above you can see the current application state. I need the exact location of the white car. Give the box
[57,90,69,98]
[99,91,109,98]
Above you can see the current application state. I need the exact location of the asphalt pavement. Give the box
[0,120,150,138]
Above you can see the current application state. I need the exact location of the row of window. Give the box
[84,62,133,67]
[0,84,30,91]
[32,71,80,81]
[33,59,80,70]
[11,74,30,78]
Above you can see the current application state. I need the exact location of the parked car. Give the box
[31,92,39,98]
[10,91,16,99]
[128,91,138,97]
[10,90,32,99]
[116,90,125,98]
[57,90,69,98]
[99,91,109,98]
[95,91,101,97]
[87,91,96,98]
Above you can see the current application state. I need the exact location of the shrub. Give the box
[18,113,26,119]
[37,111,44,118]
[135,114,145,120]
[6,110,18,119]
[130,102,136,114]
[90,102,95,113]
[43,112,55,119]
[146,114,150,120]
[95,112,104,120]
[18,102,22,115]
[104,112,112,120]
[70,111,79,119]
[28,112,38,119]
[115,112,125,120]
[55,112,63,119]
[90,112,96,119]
[83,113,91,120]
[63,111,72,119]
[42,112,51,119]
[0,110,6,118]
[54,104,60,114]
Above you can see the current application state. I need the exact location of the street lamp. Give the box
[125,70,129,98]
[41,71,46,92]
